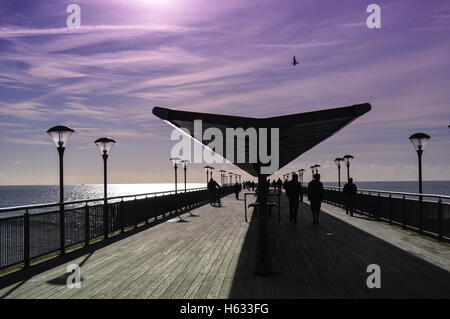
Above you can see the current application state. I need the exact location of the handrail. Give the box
[322,186,450,200]
[0,186,208,214]
[0,185,236,271]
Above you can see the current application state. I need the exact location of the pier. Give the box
[1,192,449,299]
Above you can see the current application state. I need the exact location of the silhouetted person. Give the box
[293,56,299,66]
[307,173,323,225]
[251,181,255,191]
[208,177,221,207]
[343,178,357,216]
[276,178,282,194]
[234,182,241,199]
[285,174,302,224]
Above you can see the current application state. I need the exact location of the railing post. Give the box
[134,197,138,229]
[419,195,423,234]
[438,198,443,241]
[402,194,406,229]
[244,194,248,222]
[145,196,149,225]
[24,209,30,268]
[376,192,381,221]
[60,203,65,255]
[120,199,125,234]
[103,201,109,240]
[388,194,392,225]
[85,202,90,246]
[278,192,281,223]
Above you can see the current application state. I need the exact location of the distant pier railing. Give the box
[0,186,235,271]
[316,186,450,241]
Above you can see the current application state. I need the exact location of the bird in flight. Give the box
[292,56,299,66]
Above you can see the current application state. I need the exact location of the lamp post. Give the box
[95,137,116,239]
[204,166,210,184]
[314,164,320,174]
[219,170,226,186]
[343,155,354,182]
[334,157,344,188]
[170,157,181,193]
[409,132,430,234]
[209,167,215,180]
[47,125,74,255]
[298,169,304,186]
[181,160,189,192]
[229,172,233,186]
[310,166,315,178]
[409,133,430,196]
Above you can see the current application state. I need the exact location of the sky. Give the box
[0,0,449,185]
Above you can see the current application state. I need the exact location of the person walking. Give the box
[276,178,283,194]
[285,174,302,224]
[307,173,324,225]
[234,182,241,199]
[343,178,357,216]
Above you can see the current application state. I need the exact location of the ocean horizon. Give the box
[1,181,450,209]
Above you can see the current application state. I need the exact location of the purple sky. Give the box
[0,0,449,185]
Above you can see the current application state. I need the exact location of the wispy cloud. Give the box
[3,137,50,145]
[0,24,190,38]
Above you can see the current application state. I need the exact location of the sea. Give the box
[0,183,206,209]
[1,181,449,209]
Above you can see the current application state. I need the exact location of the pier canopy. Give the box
[153,103,371,177]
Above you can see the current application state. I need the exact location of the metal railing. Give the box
[312,186,450,241]
[0,186,235,271]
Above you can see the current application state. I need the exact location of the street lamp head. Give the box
[343,155,354,165]
[204,165,210,172]
[409,133,430,151]
[310,165,315,171]
[181,160,190,168]
[95,137,116,156]
[47,125,75,148]
[170,157,181,167]
[334,157,344,167]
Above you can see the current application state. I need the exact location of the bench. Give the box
[248,202,277,217]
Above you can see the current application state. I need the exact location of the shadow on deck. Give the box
[229,194,450,298]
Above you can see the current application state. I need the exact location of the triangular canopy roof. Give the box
[153,103,371,177]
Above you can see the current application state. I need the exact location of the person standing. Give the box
[343,178,357,216]
[285,174,302,224]
[307,173,324,225]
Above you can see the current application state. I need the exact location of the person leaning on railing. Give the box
[343,178,357,216]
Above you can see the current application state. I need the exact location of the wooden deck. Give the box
[0,193,449,299]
